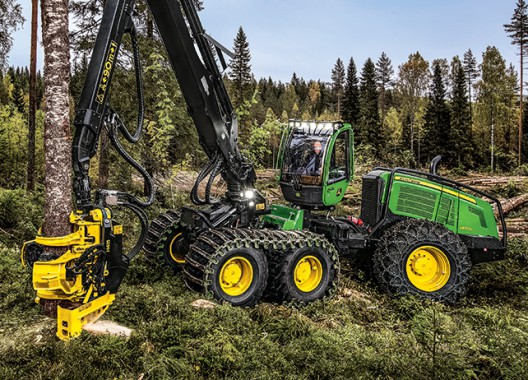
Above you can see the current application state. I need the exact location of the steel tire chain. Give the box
[143,210,181,259]
[266,236,340,305]
[373,219,471,304]
[184,228,340,304]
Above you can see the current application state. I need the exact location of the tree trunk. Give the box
[41,0,72,237]
[519,48,523,167]
[27,0,39,192]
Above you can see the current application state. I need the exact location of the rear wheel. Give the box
[373,219,471,303]
[267,238,339,303]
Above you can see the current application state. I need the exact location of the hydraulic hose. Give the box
[204,155,223,204]
[120,201,149,260]
[191,152,220,205]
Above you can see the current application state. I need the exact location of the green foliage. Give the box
[422,60,451,165]
[0,105,44,188]
[0,188,43,245]
[145,52,178,173]
[358,58,382,155]
[229,26,253,109]
[1,235,528,379]
[343,57,359,126]
[475,46,518,171]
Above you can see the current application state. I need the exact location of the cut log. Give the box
[499,218,528,234]
[493,193,528,217]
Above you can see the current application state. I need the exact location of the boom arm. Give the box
[146,0,256,202]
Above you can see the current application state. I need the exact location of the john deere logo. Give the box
[337,188,342,196]
[96,41,118,104]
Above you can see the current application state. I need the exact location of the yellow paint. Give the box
[256,203,266,211]
[395,176,477,204]
[169,232,186,264]
[294,255,323,293]
[219,257,253,296]
[96,40,118,104]
[21,208,118,340]
[56,292,116,340]
[406,246,451,292]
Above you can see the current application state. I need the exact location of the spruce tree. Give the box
[423,61,451,165]
[376,52,394,129]
[504,0,528,166]
[463,49,478,119]
[450,64,472,167]
[342,57,359,125]
[358,58,381,152]
[229,26,252,109]
[331,58,346,117]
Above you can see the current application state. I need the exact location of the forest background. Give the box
[0,0,528,379]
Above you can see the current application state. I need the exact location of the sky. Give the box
[11,0,520,83]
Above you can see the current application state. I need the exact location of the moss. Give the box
[1,229,528,379]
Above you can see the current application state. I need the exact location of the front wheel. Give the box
[184,229,268,307]
[373,219,471,303]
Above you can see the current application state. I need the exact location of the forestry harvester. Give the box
[21,0,506,340]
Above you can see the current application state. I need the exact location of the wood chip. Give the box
[83,320,133,338]
[191,299,217,309]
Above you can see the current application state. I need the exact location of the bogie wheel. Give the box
[158,223,190,270]
[373,219,471,303]
[143,210,180,259]
[267,239,339,304]
[184,229,268,307]
[209,248,268,306]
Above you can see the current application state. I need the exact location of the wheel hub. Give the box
[294,256,323,293]
[169,232,186,264]
[406,246,451,292]
[219,257,253,296]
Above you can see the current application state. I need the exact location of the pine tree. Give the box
[423,61,451,165]
[41,0,73,237]
[376,52,394,129]
[504,0,528,166]
[331,58,346,117]
[342,57,359,125]
[229,26,252,109]
[358,58,381,152]
[28,0,39,191]
[450,56,473,167]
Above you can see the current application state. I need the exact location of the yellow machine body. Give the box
[21,209,121,340]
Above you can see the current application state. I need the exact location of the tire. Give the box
[142,211,180,259]
[373,219,471,303]
[158,223,189,270]
[184,229,268,307]
[267,242,339,304]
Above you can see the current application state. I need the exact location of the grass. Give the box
[1,237,528,380]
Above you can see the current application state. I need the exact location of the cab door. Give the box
[322,126,353,206]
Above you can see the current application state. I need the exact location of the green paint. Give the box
[381,172,499,238]
[261,204,304,231]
